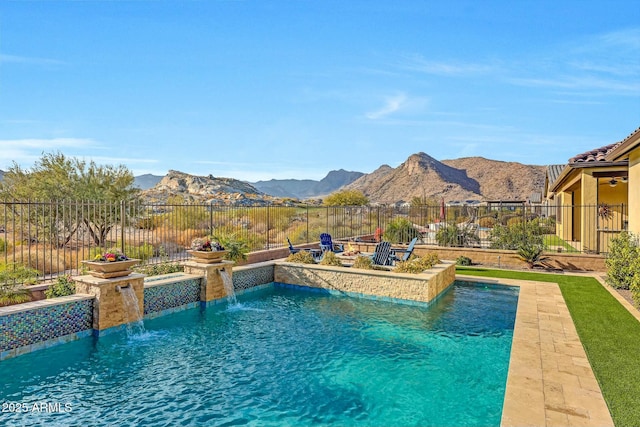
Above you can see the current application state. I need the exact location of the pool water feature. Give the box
[118,285,145,336]
[0,282,518,427]
[219,268,237,305]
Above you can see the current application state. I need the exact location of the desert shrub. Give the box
[489,221,544,250]
[285,251,316,264]
[0,283,31,306]
[124,242,155,261]
[211,233,250,263]
[393,253,440,274]
[324,190,369,206]
[45,275,75,298]
[383,218,420,244]
[629,255,640,305]
[287,223,325,245]
[319,251,343,266]
[422,252,440,267]
[13,246,67,275]
[478,216,495,228]
[0,262,37,306]
[436,224,460,246]
[352,255,373,270]
[534,217,556,234]
[499,214,519,226]
[605,232,639,290]
[517,244,549,269]
[133,262,184,276]
[135,216,163,230]
[506,216,524,227]
[436,224,478,247]
[456,255,472,266]
[0,262,39,285]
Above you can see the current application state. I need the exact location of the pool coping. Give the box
[456,274,614,427]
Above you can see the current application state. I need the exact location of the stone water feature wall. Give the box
[0,295,94,360]
[144,273,202,318]
[0,263,279,361]
[274,261,456,304]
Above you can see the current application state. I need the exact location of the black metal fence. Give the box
[0,200,627,283]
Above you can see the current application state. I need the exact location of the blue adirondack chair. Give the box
[287,237,301,254]
[287,237,323,261]
[370,241,393,266]
[319,233,344,253]
[390,237,418,264]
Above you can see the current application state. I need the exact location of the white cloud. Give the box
[0,54,64,66]
[366,93,408,119]
[0,137,93,150]
[398,54,498,76]
[0,138,96,167]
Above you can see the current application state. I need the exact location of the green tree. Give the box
[323,190,369,206]
[0,152,140,247]
[383,218,420,243]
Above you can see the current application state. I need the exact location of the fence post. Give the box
[209,201,214,236]
[306,204,309,243]
[120,200,126,254]
[266,203,270,250]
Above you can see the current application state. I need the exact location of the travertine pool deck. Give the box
[457,275,614,426]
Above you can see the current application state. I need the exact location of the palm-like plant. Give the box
[517,244,549,269]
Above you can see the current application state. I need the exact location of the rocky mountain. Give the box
[345,153,545,203]
[134,174,163,190]
[441,157,546,201]
[140,170,277,205]
[251,169,364,199]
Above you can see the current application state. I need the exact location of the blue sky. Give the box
[1,0,639,182]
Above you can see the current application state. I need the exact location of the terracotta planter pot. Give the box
[82,259,141,279]
[187,250,228,264]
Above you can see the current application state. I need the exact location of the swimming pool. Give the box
[0,281,518,426]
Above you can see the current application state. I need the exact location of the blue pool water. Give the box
[0,282,518,427]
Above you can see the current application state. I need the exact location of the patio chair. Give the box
[390,237,418,264]
[319,233,344,253]
[369,241,393,266]
[287,237,302,254]
[287,237,323,261]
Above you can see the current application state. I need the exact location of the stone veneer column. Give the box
[73,273,145,332]
[182,260,234,302]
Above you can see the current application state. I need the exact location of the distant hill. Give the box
[0,170,4,181]
[251,169,364,199]
[140,170,278,205]
[4,154,547,205]
[134,174,163,190]
[345,152,544,203]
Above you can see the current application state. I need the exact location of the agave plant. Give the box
[517,244,549,269]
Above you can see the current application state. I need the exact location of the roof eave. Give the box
[606,127,640,161]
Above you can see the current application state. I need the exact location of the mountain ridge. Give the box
[4,152,547,204]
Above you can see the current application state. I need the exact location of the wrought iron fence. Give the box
[0,200,627,283]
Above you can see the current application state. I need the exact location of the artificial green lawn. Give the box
[543,233,579,252]
[457,266,640,427]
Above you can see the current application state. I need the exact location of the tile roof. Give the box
[546,164,565,187]
[606,126,640,161]
[569,142,621,164]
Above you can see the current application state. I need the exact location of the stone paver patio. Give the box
[457,275,614,427]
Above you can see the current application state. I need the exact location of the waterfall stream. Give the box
[219,269,237,306]
[119,286,146,336]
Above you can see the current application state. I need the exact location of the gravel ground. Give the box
[616,288,638,311]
